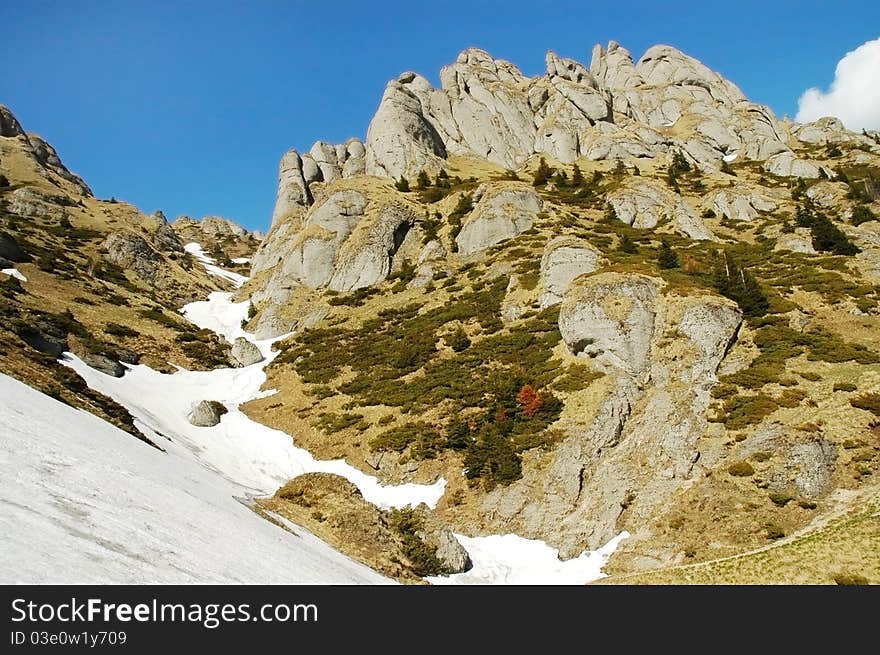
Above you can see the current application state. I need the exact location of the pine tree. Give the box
[613,160,627,177]
[604,202,619,223]
[658,240,679,269]
[571,163,584,187]
[712,251,769,317]
[671,150,691,174]
[532,157,553,187]
[415,169,431,190]
[618,233,638,254]
[395,176,410,192]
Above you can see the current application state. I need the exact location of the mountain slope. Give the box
[241,43,880,580]
[0,371,389,584]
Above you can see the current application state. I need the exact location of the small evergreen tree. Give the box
[552,170,569,187]
[852,205,877,226]
[434,170,450,188]
[421,211,441,245]
[658,240,679,269]
[571,163,584,186]
[671,150,691,174]
[450,193,473,219]
[618,233,638,254]
[712,251,769,317]
[447,326,471,352]
[415,169,431,190]
[613,160,627,177]
[395,176,410,192]
[532,157,553,187]
[604,202,619,223]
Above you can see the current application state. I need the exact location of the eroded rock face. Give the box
[559,273,660,375]
[480,274,742,557]
[706,188,777,221]
[101,232,165,284]
[607,179,713,240]
[455,186,541,255]
[539,236,602,307]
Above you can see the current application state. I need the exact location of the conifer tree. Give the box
[658,240,679,269]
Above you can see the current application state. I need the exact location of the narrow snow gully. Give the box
[62,248,627,584]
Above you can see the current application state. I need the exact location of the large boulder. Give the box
[229,337,264,367]
[455,185,541,255]
[763,151,820,179]
[539,236,602,307]
[188,400,227,427]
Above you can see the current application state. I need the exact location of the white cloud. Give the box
[796,37,880,131]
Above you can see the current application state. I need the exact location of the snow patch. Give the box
[428,532,629,585]
[1,268,26,282]
[63,291,446,510]
[0,372,390,584]
[231,257,251,264]
[184,242,248,288]
[722,151,739,163]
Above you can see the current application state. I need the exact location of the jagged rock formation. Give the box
[101,232,166,284]
[705,188,777,221]
[267,42,867,228]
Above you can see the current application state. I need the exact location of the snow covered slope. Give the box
[0,373,389,584]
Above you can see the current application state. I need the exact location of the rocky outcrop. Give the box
[706,188,777,221]
[101,232,165,284]
[188,400,227,427]
[455,185,541,255]
[539,236,601,307]
[607,179,713,240]
[559,273,660,375]
[774,230,816,254]
[480,274,742,556]
[0,232,28,263]
[229,337,264,367]
[270,139,368,224]
[762,151,820,179]
[0,105,25,137]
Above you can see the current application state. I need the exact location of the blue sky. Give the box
[3,1,879,231]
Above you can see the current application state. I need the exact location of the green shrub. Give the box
[851,205,877,226]
[769,492,794,507]
[728,461,755,477]
[796,203,859,255]
[851,393,880,416]
[103,322,139,338]
[447,326,471,352]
